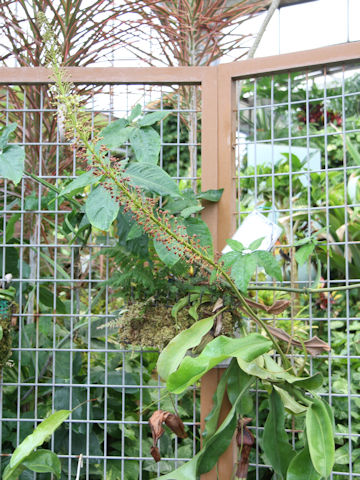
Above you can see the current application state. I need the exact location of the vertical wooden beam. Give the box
[200,67,237,480]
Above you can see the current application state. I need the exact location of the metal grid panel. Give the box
[0,82,201,478]
[235,63,360,478]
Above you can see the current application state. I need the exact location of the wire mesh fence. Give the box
[235,62,360,478]
[0,81,201,479]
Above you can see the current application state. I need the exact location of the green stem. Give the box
[248,283,360,294]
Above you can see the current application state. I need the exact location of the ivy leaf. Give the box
[22,449,61,478]
[231,253,257,293]
[295,242,316,266]
[255,250,282,281]
[262,389,295,479]
[130,127,161,164]
[85,186,119,231]
[137,110,169,127]
[126,163,181,197]
[0,145,25,185]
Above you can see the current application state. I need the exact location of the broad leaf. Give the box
[231,253,257,293]
[166,334,271,394]
[130,127,161,164]
[159,453,200,479]
[138,110,169,127]
[197,188,224,202]
[287,443,321,480]
[157,315,216,381]
[255,250,282,281]
[171,296,189,320]
[128,104,142,122]
[226,239,244,252]
[59,171,98,197]
[0,123,17,149]
[126,163,181,197]
[180,205,204,218]
[306,397,335,477]
[153,238,180,267]
[249,237,265,250]
[127,223,143,241]
[220,250,240,268]
[23,449,61,478]
[273,386,307,414]
[5,410,70,479]
[184,217,213,257]
[262,389,295,479]
[295,243,316,266]
[99,118,131,149]
[85,186,119,231]
[0,145,25,185]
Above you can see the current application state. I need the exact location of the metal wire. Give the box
[0,82,201,479]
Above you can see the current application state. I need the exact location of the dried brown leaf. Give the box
[236,418,255,479]
[149,410,187,462]
[267,326,331,356]
[164,413,187,439]
[149,410,167,445]
[150,445,161,463]
[245,298,291,314]
[212,297,223,312]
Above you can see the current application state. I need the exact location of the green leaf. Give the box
[295,243,316,266]
[197,188,224,202]
[306,397,335,477]
[126,163,181,197]
[249,237,265,250]
[226,239,244,252]
[262,389,295,479]
[85,186,119,231]
[0,123,17,149]
[127,223,143,241]
[159,453,200,479]
[59,171,98,197]
[0,145,25,185]
[180,205,204,218]
[153,238,180,267]
[157,315,216,381]
[22,449,61,478]
[197,371,254,474]
[99,118,131,149]
[39,286,66,314]
[184,217,213,257]
[128,104,142,122]
[273,385,307,414]
[171,296,189,320]
[6,212,21,242]
[231,253,257,293]
[130,127,161,164]
[166,333,271,394]
[4,410,70,480]
[0,326,3,341]
[138,110,169,127]
[220,251,240,268]
[287,442,321,480]
[255,250,282,281]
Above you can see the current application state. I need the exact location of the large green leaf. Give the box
[287,443,321,480]
[126,163,181,197]
[4,410,70,480]
[262,389,295,479]
[0,145,25,185]
[130,127,161,164]
[196,188,224,202]
[166,334,271,394]
[22,449,61,478]
[153,238,180,267]
[197,371,254,474]
[138,110,169,127]
[59,171,98,197]
[273,385,307,415]
[99,118,131,149]
[159,453,200,479]
[306,397,335,477]
[255,250,282,281]
[0,123,17,149]
[157,315,216,381]
[85,186,119,231]
[184,217,213,258]
[231,253,257,292]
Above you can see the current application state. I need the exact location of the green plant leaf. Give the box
[99,118,131,149]
[231,253,257,293]
[197,370,254,474]
[0,145,25,185]
[159,452,201,479]
[138,110,169,127]
[295,243,315,266]
[197,188,224,202]
[22,449,61,478]
[128,104,142,122]
[171,296,189,320]
[262,389,295,479]
[85,186,119,231]
[130,127,161,164]
[306,397,335,477]
[153,238,180,267]
[5,212,21,242]
[273,385,307,414]
[225,239,244,252]
[59,171,98,197]
[249,237,265,250]
[255,250,282,281]
[126,162,181,197]
[286,442,321,480]
[127,222,144,241]
[166,334,271,394]
[39,286,66,314]
[0,123,17,149]
[220,251,240,268]
[180,205,204,218]
[157,315,216,381]
[184,217,213,257]
[4,410,70,480]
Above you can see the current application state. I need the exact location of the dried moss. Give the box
[0,302,13,369]
[117,298,238,350]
